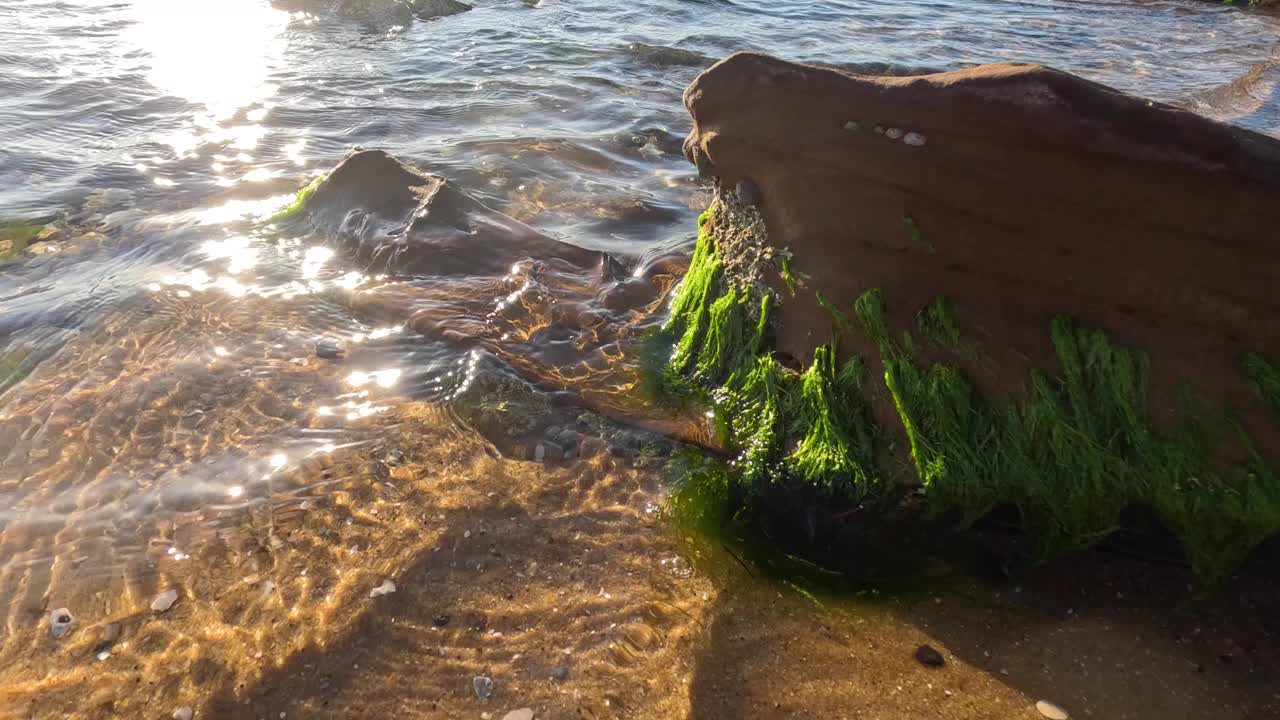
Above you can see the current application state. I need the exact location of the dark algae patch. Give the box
[654,196,1280,586]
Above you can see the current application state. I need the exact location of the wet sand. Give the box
[3,388,1276,719]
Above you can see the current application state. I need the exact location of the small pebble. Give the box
[173,708,194,720]
[502,709,534,720]
[533,444,546,463]
[885,127,904,140]
[370,579,396,598]
[1036,700,1070,719]
[843,120,860,132]
[151,589,179,613]
[915,644,946,668]
[474,675,494,701]
[433,614,451,627]
[735,177,762,207]
[315,338,345,359]
[48,608,74,639]
[873,125,886,134]
[904,131,927,146]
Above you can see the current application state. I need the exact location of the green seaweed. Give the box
[268,175,325,224]
[861,291,1280,582]
[1244,353,1280,418]
[780,255,798,296]
[655,201,1279,586]
[1,220,45,261]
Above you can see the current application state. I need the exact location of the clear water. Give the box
[0,1,1277,714]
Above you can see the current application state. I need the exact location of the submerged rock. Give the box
[301,148,600,278]
[151,589,179,612]
[275,0,471,25]
[915,644,945,668]
[667,52,1280,581]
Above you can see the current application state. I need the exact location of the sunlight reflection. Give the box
[346,369,402,389]
[126,0,288,119]
[201,237,259,274]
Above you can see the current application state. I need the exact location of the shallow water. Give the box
[2,1,1279,717]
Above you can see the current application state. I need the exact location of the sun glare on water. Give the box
[125,0,291,118]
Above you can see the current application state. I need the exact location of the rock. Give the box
[304,149,601,278]
[173,708,194,720]
[735,177,762,207]
[473,675,494,701]
[540,440,564,462]
[48,608,74,639]
[578,436,607,458]
[501,709,534,720]
[370,579,397,597]
[410,0,472,20]
[1035,700,1070,720]
[315,337,345,359]
[915,644,945,668]
[553,429,580,451]
[432,614,451,627]
[675,51,1280,576]
[151,589,179,612]
[533,443,546,463]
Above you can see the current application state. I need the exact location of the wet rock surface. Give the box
[681,52,1280,453]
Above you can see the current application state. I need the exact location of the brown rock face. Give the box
[682,52,1280,452]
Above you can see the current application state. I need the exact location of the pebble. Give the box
[433,614,451,627]
[885,127,904,140]
[370,579,397,598]
[915,644,945,668]
[903,131,927,146]
[173,708,194,720]
[1036,700,1070,719]
[473,675,494,701]
[735,177,762,207]
[502,710,534,720]
[315,338,345,359]
[578,436,607,457]
[533,444,546,463]
[151,589,179,613]
[843,120,860,132]
[48,608,74,639]
[540,440,564,462]
[553,429,580,451]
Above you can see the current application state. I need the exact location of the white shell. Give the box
[151,589,179,612]
[369,579,397,598]
[173,708,194,720]
[49,608,74,639]
[1036,700,1070,720]
[904,132,928,147]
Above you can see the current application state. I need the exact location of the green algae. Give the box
[654,197,1280,585]
[859,289,1280,582]
[269,175,325,224]
[1,220,45,261]
[1244,353,1280,418]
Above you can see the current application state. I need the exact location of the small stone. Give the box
[843,120,860,132]
[540,440,564,462]
[173,708,194,720]
[151,589,179,612]
[473,675,494,701]
[578,436,606,457]
[49,608,74,639]
[915,644,945,668]
[370,579,397,598]
[315,338,345,359]
[433,614,451,627]
[873,125,886,134]
[502,710,534,720]
[885,127,904,140]
[549,666,570,681]
[533,444,546,463]
[1036,700,1070,720]
[553,429,580,450]
[904,131,927,147]
[735,177,762,207]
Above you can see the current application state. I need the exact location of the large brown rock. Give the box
[682,52,1280,454]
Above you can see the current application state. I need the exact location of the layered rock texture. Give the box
[667,52,1280,581]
